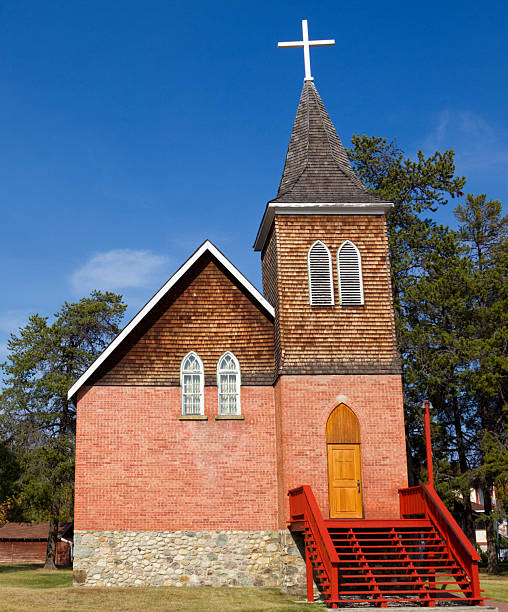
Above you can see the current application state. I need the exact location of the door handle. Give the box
[357,480,361,494]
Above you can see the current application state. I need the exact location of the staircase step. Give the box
[336,587,467,595]
[328,528,433,533]
[335,552,450,557]
[340,580,465,586]
[333,543,446,549]
[340,573,465,579]
[301,518,479,607]
[337,565,461,572]
[325,519,432,527]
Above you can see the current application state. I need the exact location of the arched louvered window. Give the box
[181,352,204,415]
[308,241,334,306]
[217,352,241,416]
[337,241,364,306]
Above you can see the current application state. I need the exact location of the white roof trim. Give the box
[67,240,274,401]
[253,201,393,251]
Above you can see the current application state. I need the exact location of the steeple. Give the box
[272,80,380,204]
[254,80,391,251]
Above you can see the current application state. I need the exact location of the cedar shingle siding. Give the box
[261,214,400,375]
[93,254,275,386]
[261,225,282,374]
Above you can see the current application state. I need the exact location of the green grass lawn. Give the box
[480,563,508,604]
[0,563,507,611]
[0,564,72,589]
[0,564,321,612]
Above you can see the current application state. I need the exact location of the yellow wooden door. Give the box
[327,443,363,518]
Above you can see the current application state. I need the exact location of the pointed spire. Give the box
[272,81,380,203]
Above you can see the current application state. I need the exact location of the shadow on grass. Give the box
[0,564,43,574]
[0,564,72,589]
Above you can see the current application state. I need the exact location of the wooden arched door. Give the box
[326,403,363,519]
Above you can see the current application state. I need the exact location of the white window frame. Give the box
[337,240,364,306]
[216,351,241,416]
[180,351,204,416]
[307,240,334,306]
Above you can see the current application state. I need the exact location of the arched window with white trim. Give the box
[181,352,204,415]
[217,352,241,416]
[308,241,334,306]
[337,241,364,306]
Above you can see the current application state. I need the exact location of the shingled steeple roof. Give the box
[272,80,381,204]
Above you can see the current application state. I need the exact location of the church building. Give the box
[69,22,482,607]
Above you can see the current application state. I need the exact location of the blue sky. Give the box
[1,1,507,361]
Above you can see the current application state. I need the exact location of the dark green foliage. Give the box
[0,442,20,502]
[348,137,507,573]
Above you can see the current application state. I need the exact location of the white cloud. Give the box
[423,110,508,173]
[0,310,30,334]
[71,249,170,294]
[0,310,34,367]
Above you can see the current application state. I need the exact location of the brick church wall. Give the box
[274,374,407,527]
[73,213,407,589]
[75,385,278,531]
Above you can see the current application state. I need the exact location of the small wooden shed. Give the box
[0,522,73,565]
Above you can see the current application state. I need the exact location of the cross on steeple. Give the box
[278,19,335,82]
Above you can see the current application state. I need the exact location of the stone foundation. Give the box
[73,529,306,590]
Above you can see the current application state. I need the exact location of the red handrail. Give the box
[399,484,482,603]
[288,485,339,603]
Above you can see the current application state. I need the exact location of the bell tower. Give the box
[257,24,407,525]
[255,80,400,377]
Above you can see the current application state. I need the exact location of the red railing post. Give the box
[398,484,483,605]
[470,562,482,604]
[306,546,314,602]
[288,486,340,607]
[331,564,339,605]
[424,400,434,489]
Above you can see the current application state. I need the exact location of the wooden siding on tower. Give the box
[261,224,282,374]
[261,214,399,376]
[92,254,275,386]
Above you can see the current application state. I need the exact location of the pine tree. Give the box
[0,291,126,568]
[347,135,467,482]
[455,195,507,573]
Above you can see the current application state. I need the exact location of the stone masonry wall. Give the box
[73,529,306,591]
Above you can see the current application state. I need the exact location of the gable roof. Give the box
[67,241,274,401]
[272,80,384,204]
[0,521,73,541]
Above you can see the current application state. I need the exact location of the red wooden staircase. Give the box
[288,485,483,608]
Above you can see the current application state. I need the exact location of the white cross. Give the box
[278,19,335,82]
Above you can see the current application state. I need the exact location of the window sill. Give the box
[215,415,244,420]
[179,415,208,421]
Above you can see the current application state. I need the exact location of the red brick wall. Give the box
[76,374,406,531]
[0,541,70,565]
[274,374,407,527]
[75,385,278,531]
